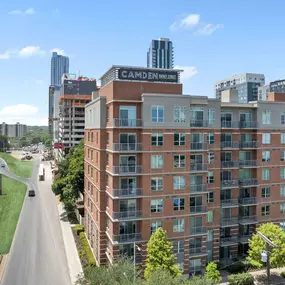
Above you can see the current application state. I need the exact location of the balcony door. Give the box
[120,155,136,173]
[119,221,136,240]
[190,107,204,122]
[240,112,252,124]
[221,189,232,201]
[120,177,137,194]
[120,106,136,126]
[221,112,232,127]
[120,199,136,213]
[190,217,202,233]
[120,134,137,151]
[190,154,203,165]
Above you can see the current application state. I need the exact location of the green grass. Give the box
[0,176,27,253]
[0,152,33,178]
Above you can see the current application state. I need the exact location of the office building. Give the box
[51,52,69,86]
[0,122,27,138]
[258,85,269,101]
[215,73,265,103]
[58,74,97,156]
[84,65,285,275]
[147,38,174,69]
[270,79,285,93]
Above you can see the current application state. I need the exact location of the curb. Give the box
[0,255,8,284]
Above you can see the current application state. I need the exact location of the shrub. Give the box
[205,262,222,284]
[226,260,247,274]
[75,224,84,235]
[79,232,96,266]
[228,273,254,285]
[281,271,285,278]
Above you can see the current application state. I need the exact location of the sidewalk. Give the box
[0,255,8,283]
[58,202,83,285]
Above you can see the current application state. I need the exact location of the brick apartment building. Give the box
[84,65,285,275]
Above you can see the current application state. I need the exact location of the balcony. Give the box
[190,142,208,151]
[112,233,142,243]
[239,235,252,244]
[190,184,208,194]
[190,163,208,173]
[239,215,258,225]
[239,197,258,206]
[221,121,239,129]
[239,141,259,149]
[111,188,143,198]
[113,118,142,128]
[239,121,258,129]
[189,265,203,275]
[220,236,239,246]
[221,141,240,149]
[239,178,258,187]
[221,180,239,189]
[112,210,142,220]
[112,165,143,175]
[112,143,142,152]
[190,226,207,236]
[190,120,208,128]
[221,161,239,169]
[220,217,239,227]
[190,205,207,214]
[221,199,239,208]
[239,160,258,168]
[189,247,207,257]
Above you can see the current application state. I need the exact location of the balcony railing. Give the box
[239,197,258,206]
[221,180,239,188]
[190,226,207,236]
[190,184,208,194]
[189,247,207,256]
[220,236,239,246]
[190,163,208,172]
[189,265,203,274]
[190,120,208,128]
[112,143,142,152]
[113,118,142,128]
[112,188,143,197]
[190,205,207,214]
[221,199,239,208]
[221,161,239,168]
[220,217,239,227]
[190,142,208,151]
[239,178,258,187]
[221,121,239,128]
[221,141,240,149]
[239,121,258,129]
[239,235,252,244]
[112,165,143,175]
[112,210,142,220]
[239,141,259,149]
[239,215,258,225]
[112,233,142,243]
[239,160,258,168]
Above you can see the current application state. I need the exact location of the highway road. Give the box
[1,155,71,285]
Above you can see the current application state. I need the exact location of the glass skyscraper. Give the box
[147,38,174,69]
[50,52,69,86]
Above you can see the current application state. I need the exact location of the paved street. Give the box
[1,156,71,285]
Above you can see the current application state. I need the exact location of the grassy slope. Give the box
[0,152,33,178]
[0,153,33,253]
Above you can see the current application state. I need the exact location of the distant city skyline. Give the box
[50,52,69,86]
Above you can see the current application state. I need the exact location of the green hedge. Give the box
[75,224,84,235]
[228,273,254,285]
[281,271,285,278]
[226,260,248,274]
[79,232,96,266]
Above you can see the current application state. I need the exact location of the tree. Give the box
[247,223,285,268]
[0,135,10,151]
[144,227,182,280]
[205,262,222,284]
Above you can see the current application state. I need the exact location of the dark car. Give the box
[28,190,35,197]
[1,164,5,168]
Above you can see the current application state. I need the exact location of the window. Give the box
[281,186,285,197]
[207,133,214,144]
[106,153,109,166]
[174,176,185,189]
[173,106,186,123]
[96,152,98,163]
[151,133,163,146]
[262,168,270,180]
[280,222,285,231]
[173,219,185,232]
[281,112,285,124]
[151,155,163,169]
[281,168,285,179]
[151,221,162,234]
[208,109,216,124]
[174,133,186,146]
[173,198,185,211]
[281,204,285,215]
[262,205,270,216]
[151,199,163,213]
[151,177,163,191]
[262,133,271,144]
[174,155,185,168]
[91,150,94,160]
[262,150,271,162]
[207,152,214,164]
[207,211,214,222]
[207,192,214,203]
[281,151,285,162]
[281,134,285,144]
[262,110,271,124]
[207,171,214,184]
[172,241,184,254]
[87,149,90,159]
[91,132,94,142]
[262,187,270,198]
[152,105,164,123]
[107,107,110,122]
[88,132,90,142]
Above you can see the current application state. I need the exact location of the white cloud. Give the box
[18,46,45,57]
[0,104,47,125]
[174,65,198,82]
[51,48,66,56]
[9,8,36,16]
[195,23,224,36]
[170,14,200,31]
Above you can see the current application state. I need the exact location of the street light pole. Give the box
[133,242,136,284]
[266,243,270,285]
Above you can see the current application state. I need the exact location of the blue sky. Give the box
[1,0,285,125]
